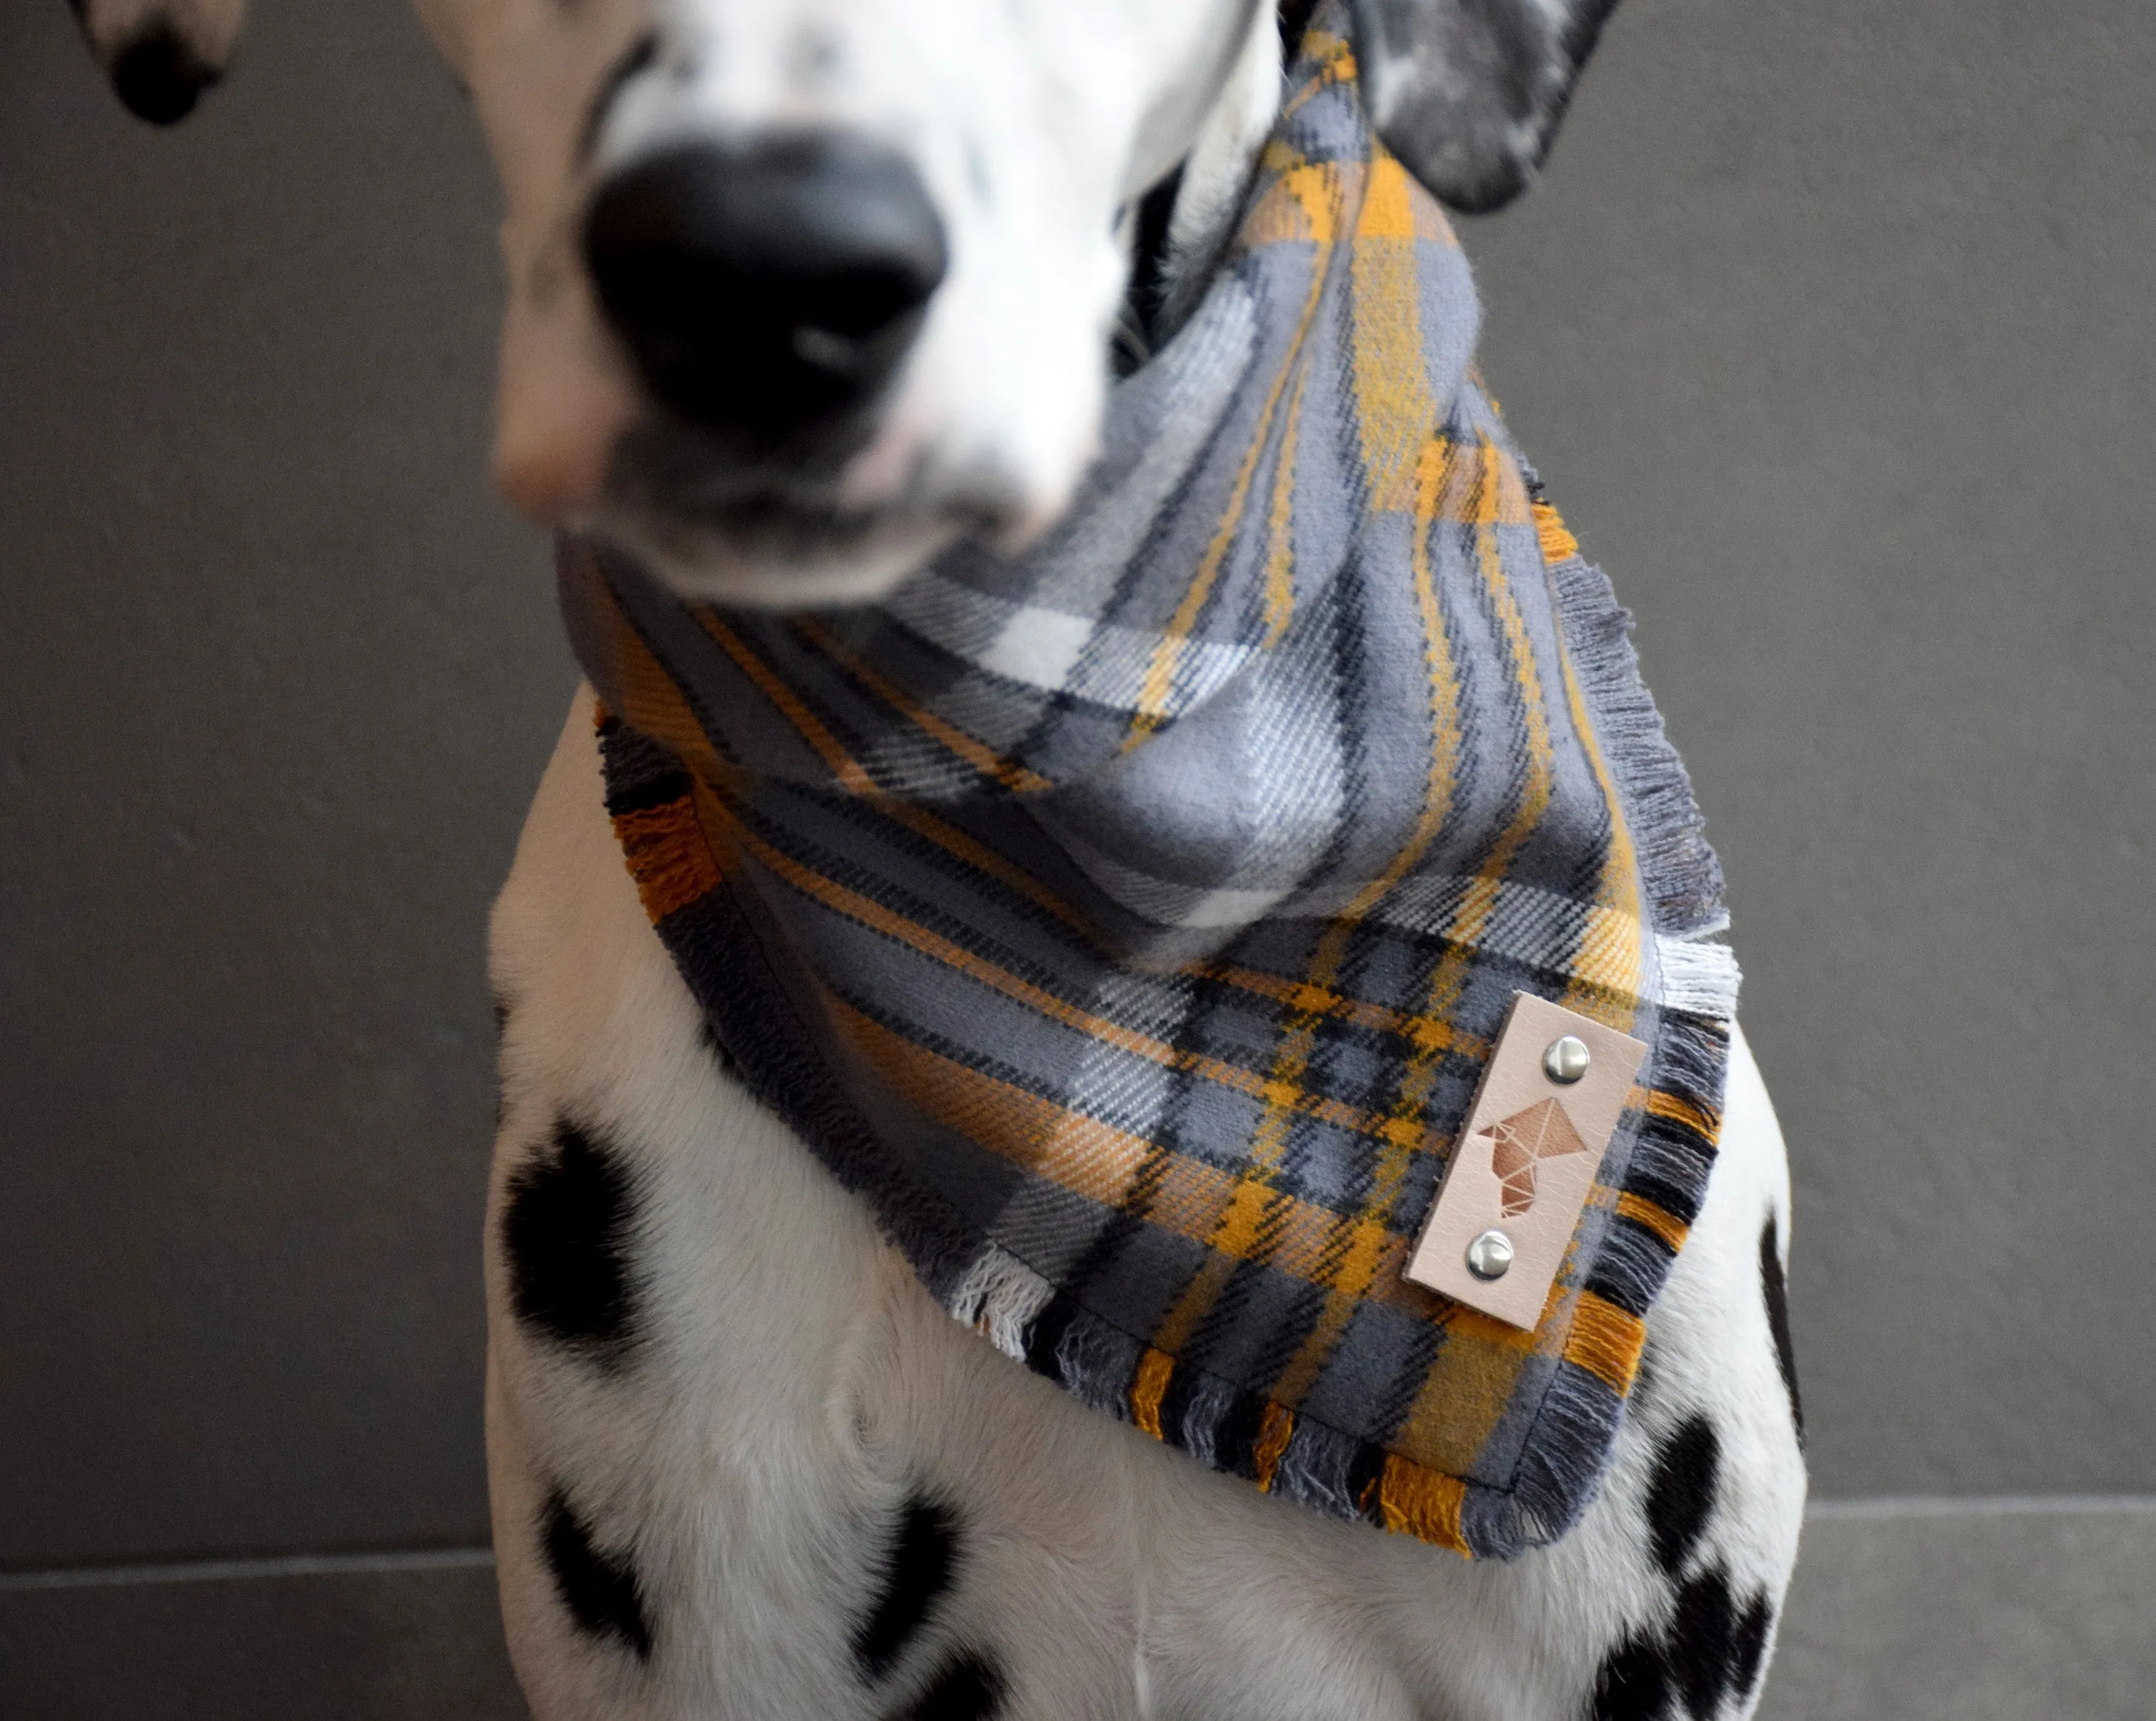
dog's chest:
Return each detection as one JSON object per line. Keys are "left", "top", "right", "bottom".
{"left": 479, "top": 688, "right": 1806, "bottom": 1721}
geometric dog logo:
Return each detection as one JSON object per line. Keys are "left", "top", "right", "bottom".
{"left": 1476, "top": 1097, "right": 1590, "bottom": 1217}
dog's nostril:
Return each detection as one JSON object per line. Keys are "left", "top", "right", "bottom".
{"left": 582, "top": 134, "right": 947, "bottom": 438}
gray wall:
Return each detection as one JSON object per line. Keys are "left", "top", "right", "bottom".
{"left": 1464, "top": 0, "right": 2156, "bottom": 1498}
{"left": 4, "top": 0, "right": 2152, "bottom": 1713}
{"left": 1, "top": 0, "right": 570, "bottom": 1571}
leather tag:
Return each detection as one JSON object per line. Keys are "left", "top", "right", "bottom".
{"left": 1404, "top": 993, "right": 1649, "bottom": 1329}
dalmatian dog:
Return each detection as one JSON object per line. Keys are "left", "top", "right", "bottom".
{"left": 77, "top": 1, "right": 1807, "bottom": 1715}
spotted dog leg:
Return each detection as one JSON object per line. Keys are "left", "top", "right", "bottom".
{"left": 1583, "top": 1033, "right": 1807, "bottom": 1720}
{"left": 484, "top": 689, "right": 1146, "bottom": 1720}
{"left": 502, "top": 1117, "right": 646, "bottom": 1366}
{"left": 854, "top": 1500, "right": 962, "bottom": 1680}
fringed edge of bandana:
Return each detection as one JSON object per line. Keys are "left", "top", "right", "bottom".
{"left": 589, "top": 481, "right": 1735, "bottom": 1562}
{"left": 1528, "top": 485, "right": 1728, "bottom": 943}
{"left": 1493, "top": 486, "right": 1738, "bottom": 1551}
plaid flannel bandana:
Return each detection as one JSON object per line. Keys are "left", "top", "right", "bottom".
{"left": 557, "top": 7, "right": 1737, "bottom": 1560}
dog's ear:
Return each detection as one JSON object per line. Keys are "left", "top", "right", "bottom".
{"left": 1342, "top": 0, "right": 1619, "bottom": 213}
{"left": 70, "top": 0, "right": 247, "bottom": 125}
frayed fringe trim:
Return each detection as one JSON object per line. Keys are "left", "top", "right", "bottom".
{"left": 1004, "top": 1294, "right": 1650, "bottom": 1561}
{"left": 1505, "top": 1362, "right": 1626, "bottom": 1544}
{"left": 1657, "top": 933, "right": 1742, "bottom": 1020}
{"left": 949, "top": 1245, "right": 1057, "bottom": 1362}
{"left": 1269, "top": 1418, "right": 1367, "bottom": 1521}
{"left": 1616, "top": 1007, "right": 1728, "bottom": 1232}
{"left": 1547, "top": 555, "right": 1726, "bottom": 941}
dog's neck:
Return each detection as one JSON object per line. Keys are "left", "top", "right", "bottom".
{"left": 1118, "top": 1, "right": 1286, "bottom": 370}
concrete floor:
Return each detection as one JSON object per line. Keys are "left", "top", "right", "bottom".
{"left": 5, "top": 1500, "right": 2152, "bottom": 1719}
{"left": 1760, "top": 1501, "right": 2156, "bottom": 1721}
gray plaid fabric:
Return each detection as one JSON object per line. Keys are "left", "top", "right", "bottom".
{"left": 559, "top": 6, "right": 1737, "bottom": 1558}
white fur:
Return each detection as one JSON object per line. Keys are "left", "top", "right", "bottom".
{"left": 1155, "top": 11, "right": 1285, "bottom": 338}
{"left": 487, "top": 689, "right": 1805, "bottom": 1720}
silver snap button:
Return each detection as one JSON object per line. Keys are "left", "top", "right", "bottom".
{"left": 1465, "top": 1229, "right": 1514, "bottom": 1281}
{"left": 1542, "top": 1035, "right": 1591, "bottom": 1084}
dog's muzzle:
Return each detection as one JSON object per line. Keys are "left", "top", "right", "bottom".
{"left": 583, "top": 132, "right": 948, "bottom": 449}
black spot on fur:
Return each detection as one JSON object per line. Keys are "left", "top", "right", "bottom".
{"left": 1730, "top": 1590, "right": 1775, "bottom": 1704}
{"left": 854, "top": 1498, "right": 962, "bottom": 1679}
{"left": 503, "top": 1117, "right": 642, "bottom": 1360}
{"left": 1666, "top": 1567, "right": 1740, "bottom": 1717}
{"left": 890, "top": 1652, "right": 1003, "bottom": 1721}
{"left": 1760, "top": 1214, "right": 1804, "bottom": 1443}
{"left": 1589, "top": 1630, "right": 1670, "bottom": 1721}
{"left": 110, "top": 23, "right": 220, "bottom": 126}
{"left": 1645, "top": 1415, "right": 1720, "bottom": 1577}
{"left": 1591, "top": 1568, "right": 1778, "bottom": 1717}
{"left": 541, "top": 1488, "right": 652, "bottom": 1658}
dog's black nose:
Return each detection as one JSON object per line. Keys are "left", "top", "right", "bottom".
{"left": 583, "top": 134, "right": 947, "bottom": 439}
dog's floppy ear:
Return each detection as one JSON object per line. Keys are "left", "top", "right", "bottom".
{"left": 69, "top": 0, "right": 247, "bottom": 125}
{"left": 1342, "top": 0, "right": 1619, "bottom": 213}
